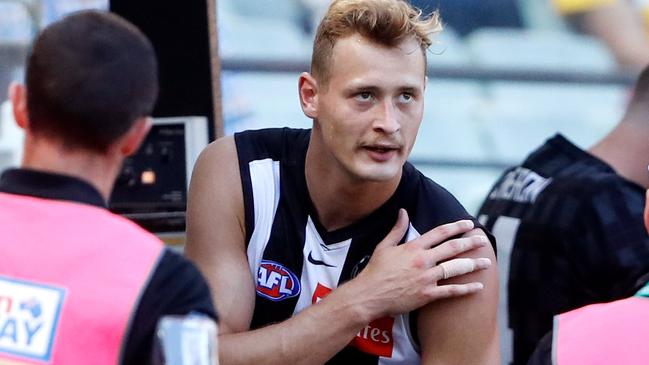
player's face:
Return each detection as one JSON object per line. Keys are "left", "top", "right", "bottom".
{"left": 313, "top": 34, "right": 426, "bottom": 182}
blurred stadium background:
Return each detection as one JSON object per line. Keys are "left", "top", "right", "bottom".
{"left": 0, "top": 0, "right": 636, "bottom": 214}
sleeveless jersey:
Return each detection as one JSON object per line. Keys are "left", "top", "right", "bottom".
{"left": 235, "top": 128, "right": 491, "bottom": 364}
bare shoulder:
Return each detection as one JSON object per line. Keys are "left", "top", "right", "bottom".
{"left": 187, "top": 136, "right": 243, "bottom": 236}
{"left": 193, "top": 135, "right": 239, "bottom": 178}
{"left": 186, "top": 135, "right": 244, "bottom": 250}
{"left": 185, "top": 136, "right": 254, "bottom": 333}
{"left": 418, "top": 228, "right": 500, "bottom": 365}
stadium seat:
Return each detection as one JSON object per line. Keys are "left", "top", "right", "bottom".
{"left": 480, "top": 82, "right": 627, "bottom": 161}
{"left": 219, "top": 12, "right": 312, "bottom": 61}
{"left": 0, "top": 2, "right": 32, "bottom": 102}
{"left": 410, "top": 80, "right": 494, "bottom": 162}
{"left": 517, "top": 0, "right": 569, "bottom": 31}
{"left": 218, "top": 0, "right": 311, "bottom": 61}
{"left": 222, "top": 72, "right": 312, "bottom": 135}
{"left": 218, "top": 0, "right": 306, "bottom": 29}
{"left": 415, "top": 165, "right": 503, "bottom": 214}
{"left": 427, "top": 26, "right": 474, "bottom": 67}
{"left": 0, "top": 100, "right": 24, "bottom": 170}
{"left": 0, "top": 2, "right": 32, "bottom": 43}
{"left": 466, "top": 28, "right": 616, "bottom": 72}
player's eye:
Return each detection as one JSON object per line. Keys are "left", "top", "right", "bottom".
{"left": 354, "top": 92, "right": 373, "bottom": 102}
{"left": 399, "top": 93, "right": 414, "bottom": 103}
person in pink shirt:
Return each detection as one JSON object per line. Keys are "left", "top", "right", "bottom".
{"left": 0, "top": 10, "right": 217, "bottom": 365}
{"left": 528, "top": 187, "right": 649, "bottom": 364}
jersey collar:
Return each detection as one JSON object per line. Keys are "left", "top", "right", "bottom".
{"left": 0, "top": 168, "right": 106, "bottom": 208}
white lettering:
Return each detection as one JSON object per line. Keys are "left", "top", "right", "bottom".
{"left": 357, "top": 325, "right": 370, "bottom": 339}
{"left": 257, "top": 267, "right": 268, "bottom": 287}
{"left": 356, "top": 325, "right": 391, "bottom": 344}
{"left": 381, "top": 331, "right": 391, "bottom": 344}
{"left": 279, "top": 276, "right": 293, "bottom": 295}
{"left": 370, "top": 328, "right": 381, "bottom": 342}
{"left": 266, "top": 272, "right": 282, "bottom": 289}
{"left": 258, "top": 268, "right": 284, "bottom": 289}
{"left": 489, "top": 167, "right": 551, "bottom": 204}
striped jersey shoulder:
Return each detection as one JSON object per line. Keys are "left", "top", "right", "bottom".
{"left": 401, "top": 163, "right": 478, "bottom": 234}
{"left": 234, "top": 127, "right": 310, "bottom": 165}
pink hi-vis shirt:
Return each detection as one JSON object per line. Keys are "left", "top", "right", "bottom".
{"left": 0, "top": 192, "right": 163, "bottom": 364}
{"left": 553, "top": 282, "right": 649, "bottom": 365}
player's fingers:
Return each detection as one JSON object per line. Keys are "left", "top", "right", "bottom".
{"left": 428, "top": 235, "right": 488, "bottom": 263}
{"left": 414, "top": 219, "right": 474, "bottom": 249}
{"left": 376, "top": 209, "right": 409, "bottom": 249}
{"left": 432, "top": 257, "right": 492, "bottom": 281}
{"left": 425, "top": 282, "right": 485, "bottom": 301}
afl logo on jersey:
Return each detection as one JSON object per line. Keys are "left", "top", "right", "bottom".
{"left": 256, "top": 260, "right": 301, "bottom": 301}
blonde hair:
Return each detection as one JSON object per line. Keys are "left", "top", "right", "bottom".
{"left": 311, "top": 0, "right": 442, "bottom": 84}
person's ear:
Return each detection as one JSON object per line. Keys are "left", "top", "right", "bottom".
{"left": 119, "top": 117, "right": 152, "bottom": 156}
{"left": 9, "top": 82, "right": 29, "bottom": 130}
{"left": 299, "top": 72, "right": 319, "bottom": 119}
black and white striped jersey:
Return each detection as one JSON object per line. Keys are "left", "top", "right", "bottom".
{"left": 235, "top": 128, "right": 491, "bottom": 364}
{"left": 477, "top": 134, "right": 649, "bottom": 365}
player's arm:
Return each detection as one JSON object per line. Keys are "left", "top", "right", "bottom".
{"left": 186, "top": 137, "right": 493, "bottom": 365}
{"left": 185, "top": 136, "right": 253, "bottom": 335}
{"left": 418, "top": 228, "right": 500, "bottom": 365}
{"left": 186, "top": 136, "right": 381, "bottom": 364}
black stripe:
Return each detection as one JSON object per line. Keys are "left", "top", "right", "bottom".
{"left": 235, "top": 128, "right": 311, "bottom": 246}
{"left": 234, "top": 133, "right": 257, "bottom": 246}
{"left": 327, "top": 346, "right": 380, "bottom": 365}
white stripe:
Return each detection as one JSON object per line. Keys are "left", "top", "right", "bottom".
{"left": 246, "top": 159, "right": 281, "bottom": 282}
{"left": 490, "top": 216, "right": 521, "bottom": 365}
{"left": 551, "top": 315, "right": 560, "bottom": 365}
{"left": 293, "top": 216, "right": 351, "bottom": 314}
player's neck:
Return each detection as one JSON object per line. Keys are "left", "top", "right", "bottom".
{"left": 305, "top": 144, "right": 401, "bottom": 232}
{"left": 588, "top": 121, "right": 649, "bottom": 188}
{"left": 21, "top": 136, "right": 122, "bottom": 202}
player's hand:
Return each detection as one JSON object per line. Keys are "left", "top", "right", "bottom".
{"left": 353, "top": 209, "right": 491, "bottom": 319}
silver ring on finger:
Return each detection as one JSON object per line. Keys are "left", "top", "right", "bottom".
{"left": 440, "top": 263, "right": 449, "bottom": 280}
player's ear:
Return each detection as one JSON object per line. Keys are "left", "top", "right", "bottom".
{"left": 299, "top": 72, "right": 319, "bottom": 119}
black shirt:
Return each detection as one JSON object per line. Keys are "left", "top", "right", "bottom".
{"left": 526, "top": 331, "right": 552, "bottom": 365}
{"left": 477, "top": 134, "right": 649, "bottom": 365}
{"left": 0, "top": 168, "right": 217, "bottom": 365}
